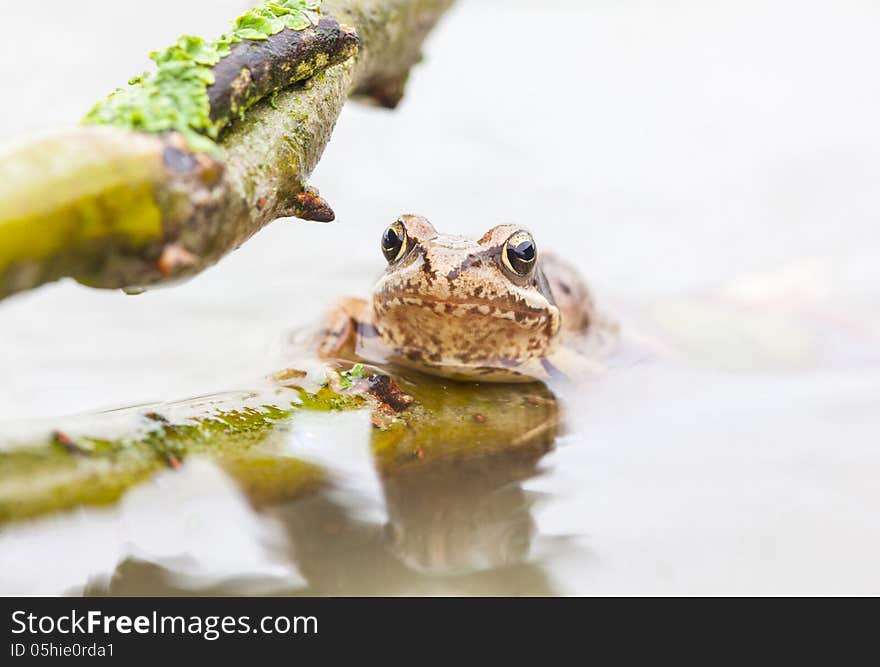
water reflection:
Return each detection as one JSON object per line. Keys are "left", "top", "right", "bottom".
{"left": 86, "top": 372, "right": 562, "bottom": 596}
{"left": 383, "top": 448, "right": 545, "bottom": 575}
{"left": 280, "top": 436, "right": 557, "bottom": 595}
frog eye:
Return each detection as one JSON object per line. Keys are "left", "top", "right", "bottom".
{"left": 381, "top": 220, "right": 409, "bottom": 264}
{"left": 501, "top": 231, "right": 537, "bottom": 278}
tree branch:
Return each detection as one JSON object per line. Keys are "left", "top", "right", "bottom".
{"left": 0, "top": 0, "right": 454, "bottom": 300}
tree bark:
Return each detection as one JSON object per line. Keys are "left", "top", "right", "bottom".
{"left": 0, "top": 0, "right": 454, "bottom": 300}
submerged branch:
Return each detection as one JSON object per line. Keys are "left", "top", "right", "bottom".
{"left": 0, "top": 0, "right": 454, "bottom": 300}
{"left": 0, "top": 367, "right": 558, "bottom": 524}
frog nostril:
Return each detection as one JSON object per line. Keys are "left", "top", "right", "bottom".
{"left": 446, "top": 253, "right": 481, "bottom": 282}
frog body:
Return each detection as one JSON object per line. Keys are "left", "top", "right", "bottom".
{"left": 319, "top": 215, "right": 597, "bottom": 382}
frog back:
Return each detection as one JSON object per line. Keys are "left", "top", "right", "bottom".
{"left": 540, "top": 251, "right": 594, "bottom": 334}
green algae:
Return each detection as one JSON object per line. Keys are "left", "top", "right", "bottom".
{"left": 83, "top": 0, "right": 324, "bottom": 153}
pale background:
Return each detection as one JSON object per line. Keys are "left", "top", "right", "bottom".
{"left": 0, "top": 0, "right": 878, "bottom": 594}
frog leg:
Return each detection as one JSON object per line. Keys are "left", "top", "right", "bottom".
{"left": 317, "top": 297, "right": 372, "bottom": 359}
{"left": 540, "top": 346, "right": 606, "bottom": 382}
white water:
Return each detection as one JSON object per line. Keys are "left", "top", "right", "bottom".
{"left": 1, "top": 0, "right": 878, "bottom": 594}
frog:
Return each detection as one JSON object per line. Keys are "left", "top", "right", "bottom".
{"left": 318, "top": 214, "right": 598, "bottom": 383}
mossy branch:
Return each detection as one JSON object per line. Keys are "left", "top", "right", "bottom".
{"left": 0, "top": 0, "right": 454, "bottom": 300}
{"left": 208, "top": 16, "right": 358, "bottom": 133}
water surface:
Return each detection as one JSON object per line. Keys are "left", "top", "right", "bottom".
{"left": 1, "top": 0, "right": 878, "bottom": 594}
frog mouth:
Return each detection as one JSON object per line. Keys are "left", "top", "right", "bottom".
{"left": 374, "top": 292, "right": 553, "bottom": 323}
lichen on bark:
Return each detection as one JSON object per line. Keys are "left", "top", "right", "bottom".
{"left": 82, "top": 0, "right": 351, "bottom": 153}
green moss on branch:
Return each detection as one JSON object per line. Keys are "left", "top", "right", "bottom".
{"left": 83, "top": 1, "right": 357, "bottom": 153}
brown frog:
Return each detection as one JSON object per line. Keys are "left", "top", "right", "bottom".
{"left": 318, "top": 215, "right": 597, "bottom": 382}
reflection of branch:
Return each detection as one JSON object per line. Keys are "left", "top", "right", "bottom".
{"left": 0, "top": 0, "right": 454, "bottom": 300}
{"left": 0, "top": 369, "right": 558, "bottom": 525}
